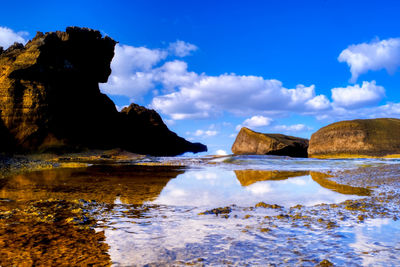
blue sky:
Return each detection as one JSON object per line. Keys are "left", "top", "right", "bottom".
{"left": 1, "top": 0, "right": 400, "bottom": 155}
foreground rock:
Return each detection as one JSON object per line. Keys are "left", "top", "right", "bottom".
{"left": 0, "top": 27, "right": 206, "bottom": 155}
{"left": 308, "top": 118, "right": 400, "bottom": 158}
{"left": 231, "top": 127, "right": 309, "bottom": 157}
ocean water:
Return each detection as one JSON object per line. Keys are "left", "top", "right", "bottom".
{"left": 1, "top": 155, "right": 399, "bottom": 266}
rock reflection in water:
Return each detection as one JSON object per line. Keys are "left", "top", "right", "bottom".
{"left": 0, "top": 165, "right": 184, "bottom": 266}
{"left": 154, "top": 168, "right": 362, "bottom": 207}
{"left": 310, "top": 171, "right": 371, "bottom": 196}
{"left": 0, "top": 165, "right": 184, "bottom": 204}
{"left": 234, "top": 169, "right": 309, "bottom": 186}
{"left": 0, "top": 163, "right": 382, "bottom": 266}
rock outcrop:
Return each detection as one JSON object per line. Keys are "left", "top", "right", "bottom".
{"left": 119, "top": 104, "right": 206, "bottom": 155}
{"left": 231, "top": 127, "right": 309, "bottom": 157}
{"left": 0, "top": 27, "right": 206, "bottom": 155}
{"left": 308, "top": 118, "right": 400, "bottom": 158}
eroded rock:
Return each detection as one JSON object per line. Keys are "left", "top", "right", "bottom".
{"left": 308, "top": 118, "right": 400, "bottom": 158}
{"left": 0, "top": 27, "right": 206, "bottom": 155}
{"left": 231, "top": 127, "right": 308, "bottom": 157}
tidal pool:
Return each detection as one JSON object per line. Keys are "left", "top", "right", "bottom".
{"left": 0, "top": 155, "right": 399, "bottom": 266}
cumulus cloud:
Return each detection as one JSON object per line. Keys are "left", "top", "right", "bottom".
{"left": 101, "top": 40, "right": 396, "bottom": 124}
{"left": 154, "top": 60, "right": 201, "bottom": 91}
{"left": 168, "top": 40, "right": 198, "bottom": 57}
{"left": 193, "top": 129, "right": 218, "bottom": 137}
{"left": 0, "top": 26, "right": 28, "bottom": 49}
{"left": 242, "top": 115, "right": 272, "bottom": 128}
{"left": 331, "top": 81, "right": 385, "bottom": 109}
{"left": 101, "top": 42, "right": 330, "bottom": 118}
{"left": 339, "top": 38, "right": 400, "bottom": 82}
{"left": 305, "top": 95, "right": 331, "bottom": 110}
{"left": 274, "top": 124, "right": 311, "bottom": 132}
{"left": 100, "top": 42, "right": 202, "bottom": 101}
{"left": 151, "top": 74, "right": 326, "bottom": 120}
{"left": 236, "top": 115, "right": 272, "bottom": 131}
{"left": 100, "top": 44, "right": 167, "bottom": 99}
{"left": 215, "top": 149, "right": 228, "bottom": 156}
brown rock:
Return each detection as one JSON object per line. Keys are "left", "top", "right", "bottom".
{"left": 0, "top": 27, "right": 206, "bottom": 155}
{"left": 231, "top": 127, "right": 309, "bottom": 157}
{"left": 234, "top": 170, "right": 309, "bottom": 186}
{"left": 308, "top": 118, "right": 400, "bottom": 158}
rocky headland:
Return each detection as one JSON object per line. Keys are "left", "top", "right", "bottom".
{"left": 308, "top": 118, "right": 400, "bottom": 158}
{"left": 231, "top": 127, "right": 309, "bottom": 157}
{"left": 0, "top": 27, "right": 206, "bottom": 156}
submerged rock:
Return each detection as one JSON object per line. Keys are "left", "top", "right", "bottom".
{"left": 0, "top": 27, "right": 206, "bottom": 155}
{"left": 231, "top": 127, "right": 309, "bottom": 157}
{"left": 308, "top": 118, "right": 400, "bottom": 158}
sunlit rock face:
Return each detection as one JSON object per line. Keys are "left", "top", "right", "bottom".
{"left": 232, "top": 127, "right": 309, "bottom": 157}
{"left": 0, "top": 27, "right": 206, "bottom": 155}
{"left": 308, "top": 118, "right": 400, "bottom": 158}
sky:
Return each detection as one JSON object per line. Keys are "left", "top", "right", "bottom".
{"left": 1, "top": 0, "right": 400, "bottom": 155}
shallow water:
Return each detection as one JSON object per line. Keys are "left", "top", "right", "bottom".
{"left": 1, "top": 155, "right": 399, "bottom": 266}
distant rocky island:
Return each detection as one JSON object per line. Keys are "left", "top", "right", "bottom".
{"left": 233, "top": 118, "right": 400, "bottom": 158}
{"left": 0, "top": 27, "right": 206, "bottom": 156}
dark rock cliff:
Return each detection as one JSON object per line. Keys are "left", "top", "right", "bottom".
{"left": 0, "top": 27, "right": 206, "bottom": 155}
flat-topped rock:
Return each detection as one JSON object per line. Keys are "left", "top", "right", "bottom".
{"left": 308, "top": 118, "right": 400, "bottom": 158}
{"left": 231, "top": 127, "right": 309, "bottom": 157}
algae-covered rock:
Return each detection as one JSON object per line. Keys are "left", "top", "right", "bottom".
{"left": 308, "top": 118, "right": 400, "bottom": 158}
{"left": 231, "top": 127, "right": 309, "bottom": 157}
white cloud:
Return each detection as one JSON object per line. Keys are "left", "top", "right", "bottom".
{"left": 0, "top": 26, "right": 28, "bottom": 49}
{"left": 100, "top": 44, "right": 167, "bottom": 99}
{"left": 331, "top": 80, "right": 385, "bottom": 109}
{"left": 151, "top": 74, "right": 325, "bottom": 120}
{"left": 168, "top": 40, "right": 198, "bottom": 57}
{"left": 154, "top": 60, "right": 200, "bottom": 91}
{"left": 242, "top": 115, "right": 273, "bottom": 128}
{"left": 235, "top": 115, "right": 272, "bottom": 131}
{"left": 305, "top": 94, "right": 331, "bottom": 110}
{"left": 338, "top": 38, "right": 400, "bottom": 82}
{"left": 193, "top": 129, "right": 218, "bottom": 137}
{"left": 215, "top": 149, "right": 228, "bottom": 156}
{"left": 100, "top": 40, "right": 398, "bottom": 125}
{"left": 274, "top": 124, "right": 311, "bottom": 132}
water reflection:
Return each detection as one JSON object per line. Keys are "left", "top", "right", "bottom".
{"left": 153, "top": 168, "right": 363, "bottom": 207}
{"left": 0, "top": 165, "right": 184, "bottom": 204}
{"left": 348, "top": 218, "right": 400, "bottom": 266}
{"left": 0, "top": 160, "right": 393, "bottom": 266}
{"left": 234, "top": 170, "right": 309, "bottom": 186}
{"left": 310, "top": 171, "right": 371, "bottom": 196}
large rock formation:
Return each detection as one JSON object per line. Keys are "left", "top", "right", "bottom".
{"left": 231, "top": 127, "right": 309, "bottom": 157}
{"left": 308, "top": 118, "right": 400, "bottom": 158}
{"left": 0, "top": 27, "right": 206, "bottom": 155}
